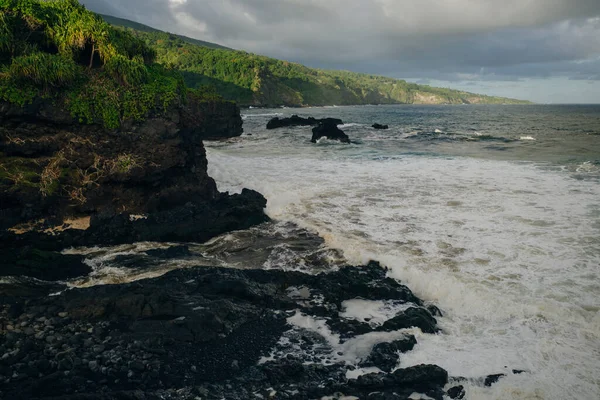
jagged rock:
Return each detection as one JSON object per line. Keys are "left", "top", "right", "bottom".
{"left": 349, "top": 364, "right": 448, "bottom": 399}
{"left": 380, "top": 307, "right": 439, "bottom": 334}
{"left": 361, "top": 336, "right": 417, "bottom": 372}
{"left": 311, "top": 120, "right": 351, "bottom": 143}
{"left": 391, "top": 364, "right": 448, "bottom": 395}
{"left": 484, "top": 369, "right": 525, "bottom": 387}
{"left": 447, "top": 385, "right": 466, "bottom": 399}
{"left": 266, "top": 115, "right": 343, "bottom": 130}
{"left": 0, "top": 248, "right": 91, "bottom": 281}
{"left": 327, "top": 306, "right": 437, "bottom": 338}
{"left": 0, "top": 96, "right": 246, "bottom": 231}
{"left": 0, "top": 262, "right": 445, "bottom": 400}
{"left": 1, "top": 189, "right": 269, "bottom": 254}
{"left": 372, "top": 123, "right": 389, "bottom": 130}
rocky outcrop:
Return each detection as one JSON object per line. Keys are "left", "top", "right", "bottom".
{"left": 0, "top": 95, "right": 265, "bottom": 277}
{"left": 311, "top": 120, "right": 351, "bottom": 143}
{"left": 0, "top": 249, "right": 91, "bottom": 281}
{"left": 361, "top": 336, "right": 418, "bottom": 372}
{"left": 180, "top": 97, "right": 243, "bottom": 140}
{"left": 0, "top": 261, "right": 452, "bottom": 400}
{"left": 372, "top": 123, "right": 389, "bottom": 130}
{"left": 266, "top": 115, "right": 343, "bottom": 130}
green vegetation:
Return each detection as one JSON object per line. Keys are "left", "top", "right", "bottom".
{"left": 0, "top": 0, "right": 190, "bottom": 128}
{"left": 106, "top": 16, "right": 531, "bottom": 106}
{"left": 0, "top": 0, "right": 530, "bottom": 120}
{"left": 99, "top": 14, "right": 230, "bottom": 51}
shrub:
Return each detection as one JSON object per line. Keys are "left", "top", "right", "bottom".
{"left": 9, "top": 52, "right": 78, "bottom": 86}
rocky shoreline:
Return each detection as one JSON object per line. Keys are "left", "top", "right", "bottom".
{"left": 1, "top": 94, "right": 517, "bottom": 400}
{"left": 1, "top": 260, "right": 461, "bottom": 400}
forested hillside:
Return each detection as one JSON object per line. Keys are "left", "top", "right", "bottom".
{"left": 105, "top": 18, "right": 531, "bottom": 107}
{"left": 0, "top": 0, "right": 204, "bottom": 129}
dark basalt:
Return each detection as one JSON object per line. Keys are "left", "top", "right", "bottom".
{"left": 484, "top": 369, "right": 526, "bottom": 387}
{"left": 327, "top": 306, "right": 439, "bottom": 339}
{"left": 361, "top": 335, "right": 418, "bottom": 372}
{"left": 0, "top": 261, "right": 449, "bottom": 399}
{"left": 0, "top": 189, "right": 269, "bottom": 256}
{"left": 311, "top": 120, "right": 351, "bottom": 143}
{"left": 0, "top": 96, "right": 247, "bottom": 230}
{"left": 372, "top": 123, "right": 389, "bottom": 130}
{"left": 0, "top": 248, "right": 91, "bottom": 281}
{"left": 266, "top": 115, "right": 343, "bottom": 130}
{"left": 447, "top": 385, "right": 466, "bottom": 399}
{"left": 1, "top": 96, "right": 268, "bottom": 278}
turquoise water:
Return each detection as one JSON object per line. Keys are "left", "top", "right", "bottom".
{"left": 204, "top": 104, "right": 600, "bottom": 400}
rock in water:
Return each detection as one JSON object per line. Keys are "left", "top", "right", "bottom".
{"left": 447, "top": 385, "right": 466, "bottom": 399}
{"left": 372, "top": 123, "right": 389, "bottom": 130}
{"left": 311, "top": 121, "right": 351, "bottom": 143}
{"left": 266, "top": 115, "right": 343, "bottom": 129}
{"left": 361, "top": 336, "right": 418, "bottom": 372}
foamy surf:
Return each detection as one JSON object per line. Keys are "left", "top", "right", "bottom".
{"left": 206, "top": 123, "right": 600, "bottom": 400}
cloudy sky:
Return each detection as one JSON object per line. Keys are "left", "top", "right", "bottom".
{"left": 81, "top": 0, "right": 600, "bottom": 103}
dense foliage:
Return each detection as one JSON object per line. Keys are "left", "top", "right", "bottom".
{"left": 113, "top": 23, "right": 530, "bottom": 107}
{"left": 0, "top": 0, "right": 188, "bottom": 128}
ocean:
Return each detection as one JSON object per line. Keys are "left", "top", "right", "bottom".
{"left": 73, "top": 104, "right": 600, "bottom": 399}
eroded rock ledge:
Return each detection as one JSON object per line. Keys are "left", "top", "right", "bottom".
{"left": 0, "top": 97, "right": 266, "bottom": 277}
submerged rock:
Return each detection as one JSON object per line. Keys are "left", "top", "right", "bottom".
{"left": 311, "top": 120, "right": 351, "bottom": 143}
{"left": 372, "top": 123, "right": 389, "bottom": 130}
{"left": 266, "top": 115, "right": 343, "bottom": 129}
{"left": 361, "top": 335, "right": 417, "bottom": 372}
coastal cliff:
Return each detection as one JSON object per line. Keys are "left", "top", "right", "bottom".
{"left": 0, "top": 0, "right": 260, "bottom": 275}
{"left": 0, "top": 97, "right": 243, "bottom": 229}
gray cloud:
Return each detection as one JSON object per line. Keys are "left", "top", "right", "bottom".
{"left": 80, "top": 0, "right": 600, "bottom": 97}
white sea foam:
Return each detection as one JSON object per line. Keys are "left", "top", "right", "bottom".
{"left": 241, "top": 113, "right": 284, "bottom": 118}
{"left": 340, "top": 299, "right": 415, "bottom": 326}
{"left": 338, "top": 123, "right": 363, "bottom": 128}
{"left": 206, "top": 142, "right": 600, "bottom": 399}
{"left": 285, "top": 310, "right": 420, "bottom": 367}
{"left": 520, "top": 136, "right": 536, "bottom": 141}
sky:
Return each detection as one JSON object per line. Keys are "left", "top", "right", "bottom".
{"left": 81, "top": 0, "right": 600, "bottom": 103}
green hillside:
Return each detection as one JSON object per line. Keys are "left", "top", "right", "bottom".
{"left": 102, "top": 16, "right": 531, "bottom": 106}
{"left": 0, "top": 0, "right": 225, "bottom": 129}
{"left": 98, "top": 14, "right": 230, "bottom": 50}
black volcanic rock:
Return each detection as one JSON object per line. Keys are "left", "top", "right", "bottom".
{"left": 447, "top": 385, "right": 466, "bottom": 399}
{"left": 372, "top": 123, "right": 389, "bottom": 130}
{"left": 311, "top": 120, "right": 350, "bottom": 143}
{"left": 0, "top": 248, "right": 91, "bottom": 281}
{"left": 0, "top": 262, "right": 447, "bottom": 400}
{"left": 266, "top": 115, "right": 343, "bottom": 129}
{"left": 1, "top": 94, "right": 268, "bottom": 277}
{"left": 361, "top": 336, "right": 417, "bottom": 372}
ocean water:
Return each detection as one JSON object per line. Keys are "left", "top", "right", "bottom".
{"left": 202, "top": 105, "right": 600, "bottom": 400}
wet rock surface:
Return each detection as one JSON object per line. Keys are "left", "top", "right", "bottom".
{"left": 360, "top": 336, "right": 418, "bottom": 372}
{"left": 0, "top": 248, "right": 91, "bottom": 281}
{"left": 372, "top": 123, "right": 389, "bottom": 130}
{"left": 266, "top": 115, "right": 343, "bottom": 130}
{"left": 0, "top": 261, "right": 451, "bottom": 399}
{"left": 311, "top": 120, "right": 351, "bottom": 143}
